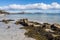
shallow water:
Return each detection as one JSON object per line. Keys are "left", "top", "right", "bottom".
{"left": 1, "top": 13, "right": 60, "bottom": 24}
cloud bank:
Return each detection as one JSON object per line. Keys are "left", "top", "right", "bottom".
{"left": 0, "top": 2, "right": 60, "bottom": 10}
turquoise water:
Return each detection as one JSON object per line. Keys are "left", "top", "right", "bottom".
{"left": 0, "top": 13, "right": 60, "bottom": 24}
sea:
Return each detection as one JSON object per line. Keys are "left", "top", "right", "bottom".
{"left": 1, "top": 13, "right": 59, "bottom": 24}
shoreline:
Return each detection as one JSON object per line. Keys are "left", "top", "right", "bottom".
{"left": 15, "top": 19, "right": 60, "bottom": 40}
{"left": 0, "top": 18, "right": 60, "bottom": 40}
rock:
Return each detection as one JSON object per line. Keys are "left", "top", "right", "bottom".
{"left": 33, "top": 24, "right": 41, "bottom": 27}
{"left": 52, "top": 34, "right": 60, "bottom": 37}
{"left": 19, "top": 19, "right": 28, "bottom": 26}
{"left": 15, "top": 19, "right": 28, "bottom": 25}
{"left": 42, "top": 23, "right": 51, "bottom": 29}
{"left": 27, "top": 22, "right": 34, "bottom": 26}
{"left": 15, "top": 21, "right": 20, "bottom": 25}
{"left": 1, "top": 19, "right": 14, "bottom": 24}
{"left": 7, "top": 26, "right": 10, "bottom": 29}
{"left": 53, "top": 36, "right": 60, "bottom": 40}
{"left": 2, "top": 19, "right": 9, "bottom": 24}
{"left": 51, "top": 23, "right": 60, "bottom": 31}
{"left": 45, "top": 29, "right": 55, "bottom": 32}
{"left": 19, "top": 19, "right": 60, "bottom": 40}
{"left": 23, "top": 19, "right": 28, "bottom": 23}
{"left": 53, "top": 23, "right": 60, "bottom": 28}
{"left": 20, "top": 19, "right": 28, "bottom": 23}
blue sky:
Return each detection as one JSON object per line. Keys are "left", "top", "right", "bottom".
{"left": 0, "top": 0, "right": 60, "bottom": 13}
{"left": 0, "top": 0, "right": 60, "bottom": 5}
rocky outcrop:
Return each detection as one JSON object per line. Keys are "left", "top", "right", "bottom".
{"left": 15, "top": 19, "right": 60, "bottom": 40}
{"left": 15, "top": 19, "right": 60, "bottom": 29}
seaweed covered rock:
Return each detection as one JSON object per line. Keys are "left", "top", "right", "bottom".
{"left": 53, "top": 36, "right": 60, "bottom": 40}
{"left": 51, "top": 23, "right": 60, "bottom": 31}
{"left": 19, "top": 19, "right": 60, "bottom": 40}
{"left": 25, "top": 30, "right": 48, "bottom": 40}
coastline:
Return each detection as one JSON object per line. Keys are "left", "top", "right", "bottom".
{"left": 0, "top": 18, "right": 60, "bottom": 40}
{"left": 0, "top": 12, "right": 60, "bottom": 40}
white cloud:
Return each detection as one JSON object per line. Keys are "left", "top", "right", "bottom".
{"left": 0, "top": 2, "right": 60, "bottom": 10}
{"left": 51, "top": 2, "right": 60, "bottom": 9}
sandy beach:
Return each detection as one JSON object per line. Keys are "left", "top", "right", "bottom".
{"left": 0, "top": 21, "right": 35, "bottom": 40}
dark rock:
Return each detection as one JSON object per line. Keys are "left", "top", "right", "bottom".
{"left": 51, "top": 24, "right": 60, "bottom": 31}
{"left": 1, "top": 19, "right": 14, "bottom": 24}
{"left": 42, "top": 23, "right": 51, "bottom": 29}
{"left": 7, "top": 26, "right": 10, "bottom": 29}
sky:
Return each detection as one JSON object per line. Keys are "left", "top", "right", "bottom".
{"left": 0, "top": 0, "right": 60, "bottom": 13}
